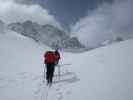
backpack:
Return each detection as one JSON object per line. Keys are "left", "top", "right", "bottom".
{"left": 55, "top": 50, "right": 60, "bottom": 60}
{"left": 44, "top": 51, "right": 56, "bottom": 64}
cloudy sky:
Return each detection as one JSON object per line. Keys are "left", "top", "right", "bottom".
{"left": 71, "top": 0, "right": 133, "bottom": 47}
{"left": 38, "top": 0, "right": 112, "bottom": 30}
{"left": 0, "top": 0, "right": 133, "bottom": 47}
{"left": 0, "top": 0, "right": 62, "bottom": 29}
{"left": 0, "top": 0, "right": 112, "bottom": 30}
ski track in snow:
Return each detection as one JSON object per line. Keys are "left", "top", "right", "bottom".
{"left": 0, "top": 64, "right": 79, "bottom": 100}
{"left": 26, "top": 61, "right": 77, "bottom": 100}
{"left": 0, "top": 72, "right": 38, "bottom": 89}
{"left": 0, "top": 64, "right": 78, "bottom": 100}
{"left": 34, "top": 63, "right": 80, "bottom": 100}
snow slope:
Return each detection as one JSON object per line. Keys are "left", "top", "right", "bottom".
{"left": 61, "top": 39, "right": 133, "bottom": 100}
{"left": 0, "top": 31, "right": 51, "bottom": 100}
{"left": 0, "top": 30, "right": 133, "bottom": 100}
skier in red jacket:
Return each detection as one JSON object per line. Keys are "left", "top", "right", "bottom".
{"left": 44, "top": 50, "right": 60, "bottom": 85}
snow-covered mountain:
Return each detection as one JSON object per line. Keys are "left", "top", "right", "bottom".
{"left": 8, "top": 21, "right": 85, "bottom": 51}
{"left": 0, "top": 28, "right": 133, "bottom": 100}
{"left": 99, "top": 37, "right": 123, "bottom": 47}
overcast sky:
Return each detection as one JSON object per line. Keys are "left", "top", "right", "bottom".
{"left": 0, "top": 0, "right": 133, "bottom": 47}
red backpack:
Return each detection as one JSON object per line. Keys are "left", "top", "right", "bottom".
{"left": 44, "top": 51, "right": 56, "bottom": 64}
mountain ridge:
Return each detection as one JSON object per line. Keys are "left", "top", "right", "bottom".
{"left": 8, "top": 20, "right": 86, "bottom": 52}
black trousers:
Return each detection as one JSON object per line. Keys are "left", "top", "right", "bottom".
{"left": 45, "top": 63, "right": 55, "bottom": 84}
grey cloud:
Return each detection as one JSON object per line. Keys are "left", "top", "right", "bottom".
{"left": 71, "top": 0, "right": 133, "bottom": 47}
{"left": 14, "top": 0, "right": 35, "bottom": 5}
{"left": 0, "top": 0, "right": 62, "bottom": 29}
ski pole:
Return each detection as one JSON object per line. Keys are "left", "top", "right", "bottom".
{"left": 58, "top": 61, "right": 61, "bottom": 81}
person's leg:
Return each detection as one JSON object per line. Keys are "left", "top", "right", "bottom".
{"left": 49, "top": 63, "right": 55, "bottom": 84}
{"left": 49, "top": 64, "right": 52, "bottom": 84}
{"left": 46, "top": 64, "right": 51, "bottom": 84}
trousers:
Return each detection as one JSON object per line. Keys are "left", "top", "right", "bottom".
{"left": 45, "top": 63, "right": 55, "bottom": 84}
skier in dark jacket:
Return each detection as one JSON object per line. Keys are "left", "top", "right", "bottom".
{"left": 44, "top": 50, "right": 60, "bottom": 85}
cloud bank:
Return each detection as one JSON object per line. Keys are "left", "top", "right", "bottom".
{"left": 0, "top": 0, "right": 62, "bottom": 29}
{"left": 71, "top": 0, "right": 133, "bottom": 47}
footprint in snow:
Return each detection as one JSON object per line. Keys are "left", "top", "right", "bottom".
{"left": 17, "top": 72, "right": 27, "bottom": 76}
{"left": 57, "top": 94, "right": 63, "bottom": 100}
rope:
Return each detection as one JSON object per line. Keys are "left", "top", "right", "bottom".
{"left": 46, "top": 86, "right": 50, "bottom": 100}
{"left": 40, "top": 86, "right": 51, "bottom": 100}
{"left": 43, "top": 64, "right": 46, "bottom": 83}
{"left": 40, "top": 64, "right": 51, "bottom": 100}
{"left": 58, "top": 64, "right": 61, "bottom": 81}
{"left": 41, "top": 61, "right": 61, "bottom": 100}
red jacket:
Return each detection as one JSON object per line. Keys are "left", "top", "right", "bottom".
{"left": 44, "top": 51, "right": 57, "bottom": 64}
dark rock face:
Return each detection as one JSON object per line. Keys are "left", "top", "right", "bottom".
{"left": 0, "top": 20, "right": 5, "bottom": 33}
{"left": 8, "top": 21, "right": 85, "bottom": 51}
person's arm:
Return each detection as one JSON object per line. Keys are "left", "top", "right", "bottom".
{"left": 58, "top": 52, "right": 61, "bottom": 59}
